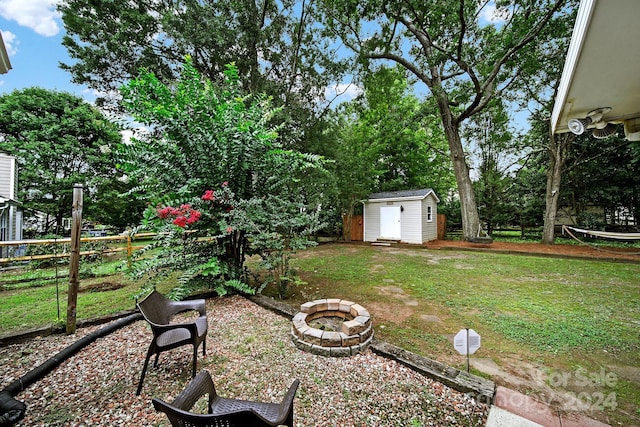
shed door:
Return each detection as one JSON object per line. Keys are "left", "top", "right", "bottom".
{"left": 380, "top": 206, "right": 401, "bottom": 239}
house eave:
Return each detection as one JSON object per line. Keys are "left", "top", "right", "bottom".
{"left": 0, "top": 32, "right": 12, "bottom": 74}
{"left": 551, "top": 0, "right": 640, "bottom": 139}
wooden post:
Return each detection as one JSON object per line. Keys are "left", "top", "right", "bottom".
{"left": 437, "top": 214, "right": 447, "bottom": 240}
{"left": 127, "top": 233, "right": 132, "bottom": 268}
{"left": 66, "top": 184, "right": 83, "bottom": 334}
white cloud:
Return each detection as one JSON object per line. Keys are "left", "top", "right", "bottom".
{"left": 0, "top": 0, "right": 61, "bottom": 37}
{"left": 478, "top": 2, "right": 511, "bottom": 24}
{"left": 1, "top": 30, "right": 18, "bottom": 56}
{"left": 325, "top": 83, "right": 363, "bottom": 103}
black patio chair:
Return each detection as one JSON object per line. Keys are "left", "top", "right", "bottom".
{"left": 152, "top": 370, "right": 300, "bottom": 427}
{"left": 136, "top": 290, "right": 208, "bottom": 395}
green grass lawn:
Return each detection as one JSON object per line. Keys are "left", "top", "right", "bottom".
{"left": 279, "top": 244, "right": 640, "bottom": 426}
{"left": 0, "top": 255, "right": 173, "bottom": 332}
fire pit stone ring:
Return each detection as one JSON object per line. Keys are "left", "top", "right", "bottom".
{"left": 291, "top": 298, "right": 373, "bottom": 357}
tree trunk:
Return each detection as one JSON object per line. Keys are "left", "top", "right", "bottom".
{"left": 542, "top": 131, "right": 573, "bottom": 244}
{"left": 437, "top": 98, "right": 481, "bottom": 241}
{"left": 343, "top": 204, "right": 354, "bottom": 242}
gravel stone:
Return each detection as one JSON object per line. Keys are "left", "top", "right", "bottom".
{"left": 0, "top": 295, "right": 488, "bottom": 426}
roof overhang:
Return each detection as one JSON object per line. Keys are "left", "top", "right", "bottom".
{"left": 0, "top": 196, "right": 20, "bottom": 207}
{"left": 0, "top": 32, "right": 11, "bottom": 74}
{"left": 551, "top": 0, "right": 640, "bottom": 140}
{"left": 364, "top": 189, "right": 440, "bottom": 204}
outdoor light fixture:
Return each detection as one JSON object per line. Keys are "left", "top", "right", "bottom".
{"left": 592, "top": 122, "right": 618, "bottom": 139}
{"left": 568, "top": 117, "right": 592, "bottom": 135}
{"left": 567, "top": 107, "right": 616, "bottom": 138}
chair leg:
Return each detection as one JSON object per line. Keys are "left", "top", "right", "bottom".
{"left": 202, "top": 337, "right": 206, "bottom": 356}
{"left": 136, "top": 345, "right": 155, "bottom": 396}
{"left": 153, "top": 351, "right": 160, "bottom": 368}
{"left": 192, "top": 345, "right": 198, "bottom": 378}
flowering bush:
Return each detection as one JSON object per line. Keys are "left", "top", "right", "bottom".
{"left": 129, "top": 183, "right": 255, "bottom": 300}
{"left": 157, "top": 204, "right": 202, "bottom": 227}
{"left": 121, "top": 60, "right": 327, "bottom": 299}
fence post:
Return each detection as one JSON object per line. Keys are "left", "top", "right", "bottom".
{"left": 127, "top": 233, "right": 132, "bottom": 268}
{"left": 66, "top": 184, "right": 83, "bottom": 334}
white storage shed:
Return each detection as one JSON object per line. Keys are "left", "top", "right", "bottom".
{"left": 363, "top": 189, "right": 439, "bottom": 244}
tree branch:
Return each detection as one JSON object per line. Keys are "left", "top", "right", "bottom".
{"left": 460, "top": 0, "right": 565, "bottom": 122}
{"left": 368, "top": 51, "right": 433, "bottom": 87}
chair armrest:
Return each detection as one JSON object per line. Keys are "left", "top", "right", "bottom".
{"left": 168, "top": 299, "right": 207, "bottom": 317}
{"left": 171, "top": 370, "right": 216, "bottom": 410}
{"left": 275, "top": 379, "right": 300, "bottom": 423}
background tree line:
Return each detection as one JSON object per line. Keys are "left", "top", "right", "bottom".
{"left": 0, "top": 0, "right": 638, "bottom": 247}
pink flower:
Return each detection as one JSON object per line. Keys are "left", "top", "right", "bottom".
{"left": 202, "top": 190, "right": 215, "bottom": 201}
{"left": 157, "top": 202, "right": 201, "bottom": 227}
{"left": 226, "top": 226, "right": 233, "bottom": 233}
{"left": 186, "top": 210, "right": 201, "bottom": 224}
{"left": 173, "top": 216, "right": 188, "bottom": 228}
{"left": 157, "top": 206, "right": 172, "bottom": 219}
{"left": 222, "top": 181, "right": 228, "bottom": 187}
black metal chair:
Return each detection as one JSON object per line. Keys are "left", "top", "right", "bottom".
{"left": 136, "top": 290, "right": 208, "bottom": 395}
{"left": 152, "top": 370, "right": 299, "bottom": 427}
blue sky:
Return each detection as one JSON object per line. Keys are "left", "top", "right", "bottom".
{"left": 0, "top": 0, "right": 96, "bottom": 102}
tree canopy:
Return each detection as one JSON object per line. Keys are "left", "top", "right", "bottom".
{"left": 318, "top": 0, "right": 574, "bottom": 240}
{"left": 0, "top": 88, "right": 126, "bottom": 234}
{"left": 327, "top": 65, "right": 454, "bottom": 234}
{"left": 58, "top": 0, "right": 345, "bottom": 147}
{"left": 52, "top": 0, "right": 639, "bottom": 242}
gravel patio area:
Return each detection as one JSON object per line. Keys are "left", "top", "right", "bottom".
{"left": 1, "top": 295, "right": 488, "bottom": 426}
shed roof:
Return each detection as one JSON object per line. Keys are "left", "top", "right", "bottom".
{"left": 366, "top": 188, "right": 439, "bottom": 203}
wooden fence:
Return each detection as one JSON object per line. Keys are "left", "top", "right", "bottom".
{"left": 343, "top": 215, "right": 364, "bottom": 241}
{"left": 0, "top": 233, "right": 154, "bottom": 265}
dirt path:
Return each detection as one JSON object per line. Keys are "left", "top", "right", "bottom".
{"left": 424, "top": 239, "right": 640, "bottom": 262}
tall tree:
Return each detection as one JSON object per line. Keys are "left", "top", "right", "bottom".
{"left": 464, "top": 100, "right": 514, "bottom": 234}
{"left": 509, "top": 156, "right": 547, "bottom": 237}
{"left": 319, "top": 0, "right": 571, "bottom": 240}
{"left": 542, "top": 123, "right": 575, "bottom": 243}
{"left": 0, "top": 88, "right": 124, "bottom": 234}
{"left": 359, "top": 66, "right": 453, "bottom": 194}
{"left": 58, "top": 0, "right": 344, "bottom": 146}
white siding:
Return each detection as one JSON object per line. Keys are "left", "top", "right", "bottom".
{"left": 0, "top": 153, "right": 14, "bottom": 198}
{"left": 0, "top": 153, "right": 21, "bottom": 241}
{"left": 400, "top": 200, "right": 423, "bottom": 244}
{"left": 363, "top": 201, "right": 381, "bottom": 242}
{"left": 421, "top": 195, "right": 438, "bottom": 242}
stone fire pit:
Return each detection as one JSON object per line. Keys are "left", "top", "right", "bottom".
{"left": 291, "top": 299, "right": 373, "bottom": 357}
